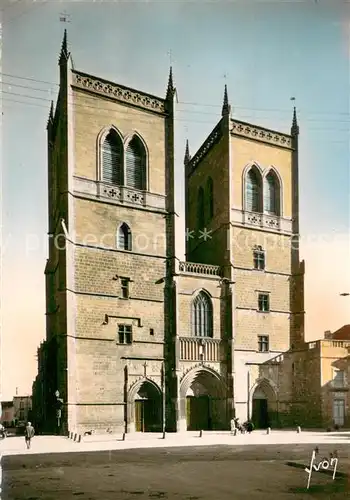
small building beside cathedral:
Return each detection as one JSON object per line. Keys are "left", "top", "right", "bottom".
{"left": 262, "top": 325, "right": 350, "bottom": 429}
{"left": 32, "top": 32, "right": 305, "bottom": 435}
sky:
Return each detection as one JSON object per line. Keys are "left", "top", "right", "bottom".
{"left": 1, "top": 0, "right": 350, "bottom": 401}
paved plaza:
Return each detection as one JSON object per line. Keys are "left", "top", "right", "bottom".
{"left": 2, "top": 429, "right": 350, "bottom": 456}
{"left": 2, "top": 431, "right": 350, "bottom": 499}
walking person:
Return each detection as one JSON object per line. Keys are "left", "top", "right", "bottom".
{"left": 24, "top": 422, "right": 35, "bottom": 449}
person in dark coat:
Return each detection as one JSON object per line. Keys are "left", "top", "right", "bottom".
{"left": 245, "top": 421, "right": 254, "bottom": 434}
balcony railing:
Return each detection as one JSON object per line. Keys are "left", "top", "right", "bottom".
{"left": 330, "top": 341, "right": 350, "bottom": 348}
{"left": 309, "top": 340, "right": 350, "bottom": 349}
{"left": 179, "top": 337, "right": 222, "bottom": 362}
{"left": 179, "top": 261, "right": 222, "bottom": 277}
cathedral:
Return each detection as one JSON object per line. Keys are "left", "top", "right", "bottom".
{"left": 32, "top": 32, "right": 305, "bottom": 435}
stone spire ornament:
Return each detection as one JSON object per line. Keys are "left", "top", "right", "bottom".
{"left": 222, "top": 84, "right": 231, "bottom": 117}
{"left": 184, "top": 139, "right": 191, "bottom": 165}
{"left": 166, "top": 66, "right": 175, "bottom": 100}
{"left": 47, "top": 100, "right": 54, "bottom": 129}
{"left": 59, "top": 29, "right": 69, "bottom": 65}
{"left": 291, "top": 106, "right": 299, "bottom": 136}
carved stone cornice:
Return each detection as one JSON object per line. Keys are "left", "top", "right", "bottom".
{"left": 187, "top": 123, "right": 223, "bottom": 174}
{"left": 230, "top": 120, "right": 292, "bottom": 149}
{"left": 71, "top": 70, "right": 166, "bottom": 115}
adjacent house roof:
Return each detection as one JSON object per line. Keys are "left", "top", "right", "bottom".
{"left": 1, "top": 401, "right": 14, "bottom": 408}
{"left": 331, "top": 324, "right": 350, "bottom": 340}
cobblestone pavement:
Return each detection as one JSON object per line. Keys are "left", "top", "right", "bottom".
{"left": 2, "top": 442, "right": 350, "bottom": 499}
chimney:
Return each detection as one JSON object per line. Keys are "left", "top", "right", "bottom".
{"left": 324, "top": 330, "right": 332, "bottom": 339}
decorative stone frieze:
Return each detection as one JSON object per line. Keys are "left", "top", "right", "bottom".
{"left": 72, "top": 71, "right": 165, "bottom": 114}
{"left": 231, "top": 120, "right": 292, "bottom": 149}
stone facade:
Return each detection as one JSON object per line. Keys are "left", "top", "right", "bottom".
{"left": 13, "top": 396, "right": 32, "bottom": 424}
{"left": 32, "top": 33, "right": 305, "bottom": 435}
{"left": 259, "top": 335, "right": 350, "bottom": 429}
{"left": 185, "top": 98, "right": 304, "bottom": 426}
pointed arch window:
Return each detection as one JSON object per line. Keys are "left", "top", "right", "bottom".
{"left": 207, "top": 177, "right": 214, "bottom": 220}
{"left": 192, "top": 291, "right": 213, "bottom": 337}
{"left": 125, "top": 136, "right": 146, "bottom": 190}
{"left": 264, "top": 171, "right": 280, "bottom": 215}
{"left": 197, "top": 187, "right": 205, "bottom": 230}
{"left": 246, "top": 167, "right": 262, "bottom": 213}
{"left": 102, "top": 130, "right": 123, "bottom": 185}
{"left": 117, "top": 223, "right": 132, "bottom": 251}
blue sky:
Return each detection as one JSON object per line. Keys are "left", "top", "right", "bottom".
{"left": 1, "top": 1, "right": 350, "bottom": 399}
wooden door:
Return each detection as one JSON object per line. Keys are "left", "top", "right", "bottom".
{"left": 144, "top": 399, "right": 160, "bottom": 432}
{"left": 252, "top": 399, "right": 268, "bottom": 428}
{"left": 135, "top": 400, "right": 144, "bottom": 432}
{"left": 186, "top": 396, "right": 210, "bottom": 430}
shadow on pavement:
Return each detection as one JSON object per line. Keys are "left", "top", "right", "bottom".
{"left": 289, "top": 481, "right": 349, "bottom": 495}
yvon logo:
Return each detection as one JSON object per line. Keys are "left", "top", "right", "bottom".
{"left": 305, "top": 448, "right": 338, "bottom": 489}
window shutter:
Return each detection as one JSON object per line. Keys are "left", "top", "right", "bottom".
{"left": 102, "top": 132, "right": 123, "bottom": 184}
{"left": 125, "top": 137, "right": 146, "bottom": 190}
{"left": 118, "top": 227, "right": 126, "bottom": 249}
{"left": 117, "top": 223, "right": 131, "bottom": 251}
{"left": 264, "top": 173, "right": 277, "bottom": 214}
{"left": 246, "top": 169, "right": 260, "bottom": 212}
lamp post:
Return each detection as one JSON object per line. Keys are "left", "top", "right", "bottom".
{"left": 55, "top": 390, "right": 64, "bottom": 435}
{"left": 161, "top": 362, "right": 166, "bottom": 438}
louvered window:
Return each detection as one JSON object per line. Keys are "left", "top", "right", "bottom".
{"left": 207, "top": 177, "right": 214, "bottom": 220}
{"left": 246, "top": 167, "right": 261, "bottom": 213}
{"left": 197, "top": 187, "right": 205, "bottom": 230}
{"left": 125, "top": 136, "right": 146, "bottom": 190}
{"left": 117, "top": 223, "right": 132, "bottom": 251}
{"left": 264, "top": 171, "right": 279, "bottom": 215}
{"left": 191, "top": 291, "right": 213, "bottom": 337}
{"left": 102, "top": 130, "right": 123, "bottom": 185}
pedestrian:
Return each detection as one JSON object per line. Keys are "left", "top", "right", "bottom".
{"left": 24, "top": 421, "right": 35, "bottom": 449}
{"left": 245, "top": 421, "right": 254, "bottom": 434}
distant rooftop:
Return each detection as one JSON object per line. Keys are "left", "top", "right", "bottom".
{"left": 330, "top": 324, "right": 350, "bottom": 340}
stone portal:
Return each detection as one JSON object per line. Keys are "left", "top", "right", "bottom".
{"left": 252, "top": 380, "right": 277, "bottom": 429}
{"left": 179, "top": 368, "right": 227, "bottom": 431}
{"left": 129, "top": 380, "right": 162, "bottom": 433}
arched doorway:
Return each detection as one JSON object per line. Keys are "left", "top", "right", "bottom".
{"left": 130, "top": 380, "right": 162, "bottom": 432}
{"left": 180, "top": 368, "right": 227, "bottom": 431}
{"left": 251, "top": 380, "right": 276, "bottom": 429}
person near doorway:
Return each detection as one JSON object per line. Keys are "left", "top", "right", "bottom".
{"left": 244, "top": 421, "right": 254, "bottom": 434}
{"left": 24, "top": 422, "right": 35, "bottom": 449}
{"left": 234, "top": 417, "right": 244, "bottom": 433}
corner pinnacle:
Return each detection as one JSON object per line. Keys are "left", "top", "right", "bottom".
{"left": 47, "top": 101, "right": 54, "bottom": 130}
{"left": 184, "top": 139, "right": 191, "bottom": 165}
{"left": 222, "top": 84, "right": 231, "bottom": 117}
{"left": 166, "top": 66, "right": 175, "bottom": 99}
{"left": 59, "top": 29, "right": 69, "bottom": 65}
{"left": 291, "top": 106, "right": 299, "bottom": 135}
